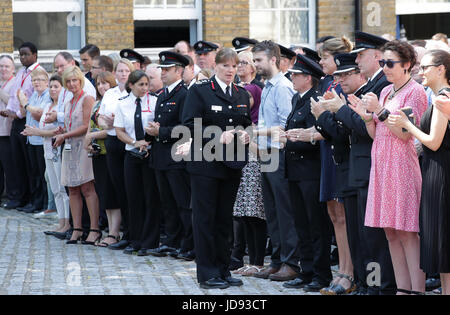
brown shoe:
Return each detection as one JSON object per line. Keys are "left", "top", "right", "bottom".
{"left": 253, "top": 266, "right": 280, "bottom": 279}
{"left": 268, "top": 264, "right": 299, "bottom": 282}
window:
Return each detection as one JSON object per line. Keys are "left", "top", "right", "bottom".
{"left": 133, "top": 0, "right": 202, "bottom": 48}
{"left": 250, "top": 0, "right": 316, "bottom": 48}
{"left": 396, "top": 0, "right": 450, "bottom": 15}
{"left": 12, "top": 0, "right": 85, "bottom": 51}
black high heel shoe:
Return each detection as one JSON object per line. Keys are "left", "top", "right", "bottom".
{"left": 66, "top": 228, "right": 85, "bottom": 245}
{"left": 81, "top": 229, "right": 103, "bottom": 246}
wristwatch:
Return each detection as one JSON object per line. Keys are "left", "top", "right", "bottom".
{"left": 24, "top": 103, "right": 29, "bottom": 111}
{"left": 132, "top": 140, "right": 136, "bottom": 146}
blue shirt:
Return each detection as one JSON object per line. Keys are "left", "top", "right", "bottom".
{"left": 26, "top": 89, "right": 51, "bottom": 145}
{"left": 257, "top": 72, "right": 295, "bottom": 149}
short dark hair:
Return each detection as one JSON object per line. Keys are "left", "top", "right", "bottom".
{"left": 93, "top": 55, "right": 114, "bottom": 72}
{"left": 381, "top": 40, "right": 417, "bottom": 73}
{"left": 79, "top": 44, "right": 100, "bottom": 58}
{"left": 252, "top": 40, "right": 281, "bottom": 69}
{"left": 184, "top": 55, "right": 194, "bottom": 67}
{"left": 49, "top": 74, "right": 63, "bottom": 86}
{"left": 19, "top": 42, "right": 38, "bottom": 54}
{"left": 125, "top": 70, "right": 149, "bottom": 93}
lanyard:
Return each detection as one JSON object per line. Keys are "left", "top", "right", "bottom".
{"left": 61, "top": 90, "right": 68, "bottom": 104}
{"left": 141, "top": 93, "right": 152, "bottom": 113}
{"left": 68, "top": 91, "right": 84, "bottom": 131}
{"left": 1, "top": 75, "right": 14, "bottom": 90}
{"left": 326, "top": 80, "right": 337, "bottom": 93}
{"left": 21, "top": 64, "right": 40, "bottom": 88}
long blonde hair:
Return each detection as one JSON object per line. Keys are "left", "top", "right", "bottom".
{"left": 319, "top": 36, "right": 353, "bottom": 57}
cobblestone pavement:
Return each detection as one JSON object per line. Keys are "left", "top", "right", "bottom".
{"left": 0, "top": 206, "right": 322, "bottom": 295}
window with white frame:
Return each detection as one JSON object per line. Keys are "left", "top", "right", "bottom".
{"left": 250, "top": 0, "right": 316, "bottom": 48}
{"left": 133, "top": 0, "right": 202, "bottom": 47}
{"left": 12, "top": 0, "right": 85, "bottom": 51}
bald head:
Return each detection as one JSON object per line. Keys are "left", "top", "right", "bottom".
{"left": 145, "top": 64, "right": 163, "bottom": 93}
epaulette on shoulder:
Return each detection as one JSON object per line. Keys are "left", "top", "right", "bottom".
{"left": 233, "top": 83, "right": 246, "bottom": 91}
{"left": 119, "top": 94, "right": 130, "bottom": 101}
{"left": 196, "top": 79, "right": 211, "bottom": 85}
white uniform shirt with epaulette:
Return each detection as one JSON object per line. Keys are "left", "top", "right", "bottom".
{"left": 113, "top": 92, "right": 157, "bottom": 151}
{"left": 99, "top": 86, "right": 129, "bottom": 136}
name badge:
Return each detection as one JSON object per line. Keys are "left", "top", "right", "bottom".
{"left": 64, "top": 143, "right": 72, "bottom": 152}
{"left": 211, "top": 105, "right": 222, "bottom": 111}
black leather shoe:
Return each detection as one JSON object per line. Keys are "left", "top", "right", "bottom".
{"left": 108, "top": 239, "right": 129, "bottom": 250}
{"left": 303, "top": 280, "right": 330, "bottom": 292}
{"left": 4, "top": 200, "right": 22, "bottom": 209}
{"left": 178, "top": 250, "right": 195, "bottom": 261}
{"left": 426, "top": 278, "right": 441, "bottom": 291}
{"left": 158, "top": 245, "right": 177, "bottom": 253}
{"left": 168, "top": 248, "right": 181, "bottom": 258}
{"left": 146, "top": 247, "right": 168, "bottom": 257}
{"left": 17, "top": 203, "right": 36, "bottom": 212}
{"left": 123, "top": 246, "right": 139, "bottom": 255}
{"left": 200, "top": 278, "right": 230, "bottom": 290}
{"left": 283, "top": 277, "right": 312, "bottom": 289}
{"left": 229, "top": 256, "right": 244, "bottom": 271}
{"left": 223, "top": 276, "right": 243, "bottom": 287}
{"left": 137, "top": 248, "right": 157, "bottom": 256}
{"left": 52, "top": 231, "right": 70, "bottom": 240}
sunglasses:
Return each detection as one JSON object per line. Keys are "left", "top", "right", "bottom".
{"left": 378, "top": 59, "right": 402, "bottom": 69}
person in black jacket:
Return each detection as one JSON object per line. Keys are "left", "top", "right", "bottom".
{"left": 324, "top": 31, "right": 396, "bottom": 295}
{"left": 312, "top": 53, "right": 367, "bottom": 295}
{"left": 182, "top": 48, "right": 252, "bottom": 290}
{"left": 144, "top": 51, "right": 194, "bottom": 261}
{"left": 280, "top": 54, "right": 332, "bottom": 292}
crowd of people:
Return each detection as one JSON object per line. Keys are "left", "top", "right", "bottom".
{"left": 0, "top": 30, "right": 450, "bottom": 295}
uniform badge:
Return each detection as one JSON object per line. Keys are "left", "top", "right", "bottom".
{"left": 211, "top": 105, "right": 222, "bottom": 111}
{"left": 236, "top": 40, "right": 240, "bottom": 46}
{"left": 124, "top": 52, "right": 128, "bottom": 57}
{"left": 161, "top": 55, "right": 166, "bottom": 61}
{"left": 198, "top": 43, "right": 203, "bottom": 48}
{"left": 336, "top": 59, "right": 340, "bottom": 66}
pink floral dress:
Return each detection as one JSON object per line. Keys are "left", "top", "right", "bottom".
{"left": 365, "top": 80, "right": 428, "bottom": 232}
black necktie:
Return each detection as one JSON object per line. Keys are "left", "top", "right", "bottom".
{"left": 226, "top": 86, "right": 231, "bottom": 98}
{"left": 134, "top": 98, "right": 144, "bottom": 141}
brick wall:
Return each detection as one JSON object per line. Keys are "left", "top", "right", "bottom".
{"left": 361, "top": 0, "right": 397, "bottom": 38}
{"left": 85, "top": 0, "right": 134, "bottom": 51}
{"left": 317, "top": 0, "right": 397, "bottom": 42}
{"left": 0, "top": 0, "right": 13, "bottom": 53}
{"left": 317, "top": 0, "right": 355, "bottom": 40}
{"left": 203, "top": 0, "right": 249, "bottom": 48}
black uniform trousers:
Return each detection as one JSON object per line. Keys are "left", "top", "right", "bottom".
{"left": 357, "top": 187, "right": 396, "bottom": 295}
{"left": 154, "top": 168, "right": 193, "bottom": 252}
{"left": 9, "top": 118, "right": 31, "bottom": 205}
{"left": 190, "top": 173, "right": 241, "bottom": 283}
{"left": 289, "top": 179, "right": 332, "bottom": 283}
{"left": 0, "top": 136, "right": 20, "bottom": 201}
{"left": 124, "top": 153, "right": 160, "bottom": 250}
{"left": 261, "top": 151, "right": 300, "bottom": 272}
{"left": 105, "top": 136, "right": 129, "bottom": 240}
{"left": 26, "top": 144, "right": 47, "bottom": 210}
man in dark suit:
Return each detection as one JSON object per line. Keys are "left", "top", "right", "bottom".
{"left": 312, "top": 53, "right": 367, "bottom": 295}
{"left": 144, "top": 51, "right": 194, "bottom": 260}
{"left": 326, "top": 31, "right": 396, "bottom": 295}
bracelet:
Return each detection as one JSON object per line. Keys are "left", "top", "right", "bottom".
{"left": 24, "top": 103, "right": 29, "bottom": 111}
{"left": 362, "top": 115, "right": 374, "bottom": 123}
{"left": 378, "top": 108, "right": 391, "bottom": 122}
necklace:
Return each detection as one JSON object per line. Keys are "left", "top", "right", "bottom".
{"left": 388, "top": 77, "right": 412, "bottom": 100}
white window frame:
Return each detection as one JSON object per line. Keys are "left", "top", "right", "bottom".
{"left": 250, "top": 0, "right": 316, "bottom": 48}
{"left": 396, "top": 0, "right": 450, "bottom": 15}
{"left": 12, "top": 0, "right": 86, "bottom": 64}
{"left": 133, "top": 0, "right": 203, "bottom": 44}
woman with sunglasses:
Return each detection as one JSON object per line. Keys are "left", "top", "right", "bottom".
{"left": 388, "top": 50, "right": 450, "bottom": 295}
{"left": 21, "top": 74, "right": 70, "bottom": 236}
{"left": 348, "top": 40, "right": 428, "bottom": 295}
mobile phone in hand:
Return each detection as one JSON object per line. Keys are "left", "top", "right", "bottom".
{"left": 400, "top": 107, "right": 414, "bottom": 132}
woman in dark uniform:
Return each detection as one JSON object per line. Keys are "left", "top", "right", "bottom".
{"left": 182, "top": 48, "right": 252, "bottom": 290}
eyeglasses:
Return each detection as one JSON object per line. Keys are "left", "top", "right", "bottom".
{"left": 419, "top": 64, "right": 441, "bottom": 72}
{"left": 334, "top": 70, "right": 359, "bottom": 81}
{"left": 378, "top": 59, "right": 402, "bottom": 69}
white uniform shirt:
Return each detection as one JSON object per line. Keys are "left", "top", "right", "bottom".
{"left": 113, "top": 92, "right": 157, "bottom": 151}
{"left": 99, "top": 86, "right": 129, "bottom": 136}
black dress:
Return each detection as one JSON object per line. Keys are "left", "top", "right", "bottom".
{"left": 419, "top": 105, "right": 450, "bottom": 274}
